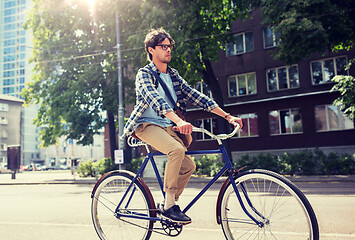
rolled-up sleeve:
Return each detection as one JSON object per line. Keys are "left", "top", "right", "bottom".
{"left": 136, "top": 69, "right": 174, "bottom": 116}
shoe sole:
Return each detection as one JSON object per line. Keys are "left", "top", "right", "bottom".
{"left": 160, "top": 214, "right": 192, "bottom": 224}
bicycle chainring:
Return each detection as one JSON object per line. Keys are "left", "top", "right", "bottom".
{"left": 160, "top": 220, "right": 183, "bottom": 236}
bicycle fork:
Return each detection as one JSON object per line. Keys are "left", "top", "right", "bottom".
{"left": 225, "top": 172, "right": 267, "bottom": 228}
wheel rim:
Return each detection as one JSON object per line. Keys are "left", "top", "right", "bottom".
{"left": 92, "top": 175, "right": 151, "bottom": 240}
{"left": 221, "top": 173, "right": 314, "bottom": 240}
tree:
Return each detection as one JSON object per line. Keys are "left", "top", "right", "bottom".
{"left": 331, "top": 60, "right": 355, "bottom": 120}
{"left": 23, "top": 0, "right": 120, "bottom": 159}
{"left": 255, "top": 0, "right": 355, "bottom": 64}
{"left": 23, "top": 0, "right": 254, "bottom": 159}
{"left": 119, "top": 0, "right": 253, "bottom": 139}
{"left": 252, "top": 0, "right": 355, "bottom": 119}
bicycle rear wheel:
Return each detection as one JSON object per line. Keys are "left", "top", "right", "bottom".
{"left": 220, "top": 169, "right": 319, "bottom": 240}
{"left": 91, "top": 171, "right": 154, "bottom": 240}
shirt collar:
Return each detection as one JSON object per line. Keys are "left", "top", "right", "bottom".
{"left": 148, "top": 62, "right": 175, "bottom": 76}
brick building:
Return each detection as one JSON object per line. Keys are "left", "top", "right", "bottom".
{"left": 185, "top": 10, "right": 355, "bottom": 157}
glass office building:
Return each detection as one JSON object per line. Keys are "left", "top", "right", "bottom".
{"left": 0, "top": 0, "right": 42, "bottom": 165}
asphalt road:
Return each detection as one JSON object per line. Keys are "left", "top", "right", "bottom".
{"left": 0, "top": 176, "right": 354, "bottom": 240}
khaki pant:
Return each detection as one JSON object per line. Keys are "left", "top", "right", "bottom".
{"left": 135, "top": 123, "right": 196, "bottom": 201}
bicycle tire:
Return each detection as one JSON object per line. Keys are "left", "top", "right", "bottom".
{"left": 220, "top": 169, "right": 319, "bottom": 240}
{"left": 91, "top": 171, "right": 154, "bottom": 240}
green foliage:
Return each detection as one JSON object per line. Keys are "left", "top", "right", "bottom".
{"left": 119, "top": 0, "right": 253, "bottom": 109}
{"left": 255, "top": 0, "right": 355, "bottom": 64}
{"left": 125, "top": 157, "right": 144, "bottom": 173}
{"left": 23, "top": 0, "right": 120, "bottom": 146}
{"left": 23, "top": 0, "right": 255, "bottom": 146}
{"left": 92, "top": 158, "right": 117, "bottom": 176}
{"left": 77, "top": 158, "right": 117, "bottom": 177}
{"left": 194, "top": 154, "right": 224, "bottom": 177}
{"left": 331, "top": 60, "right": 355, "bottom": 120}
{"left": 77, "top": 160, "right": 94, "bottom": 177}
{"left": 77, "top": 157, "right": 144, "bottom": 177}
{"left": 234, "top": 149, "right": 355, "bottom": 176}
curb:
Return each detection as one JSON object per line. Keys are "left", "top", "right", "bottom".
{"left": 1, "top": 173, "right": 354, "bottom": 185}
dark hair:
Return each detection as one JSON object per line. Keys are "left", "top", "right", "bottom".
{"left": 144, "top": 28, "right": 175, "bottom": 61}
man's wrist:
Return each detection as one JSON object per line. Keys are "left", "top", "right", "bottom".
{"left": 224, "top": 113, "right": 231, "bottom": 120}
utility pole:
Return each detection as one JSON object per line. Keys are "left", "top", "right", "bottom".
{"left": 115, "top": 12, "right": 125, "bottom": 151}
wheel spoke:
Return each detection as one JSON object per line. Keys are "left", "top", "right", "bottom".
{"left": 91, "top": 172, "right": 154, "bottom": 240}
{"left": 220, "top": 170, "right": 319, "bottom": 240}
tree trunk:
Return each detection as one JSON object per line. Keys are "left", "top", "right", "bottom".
{"left": 201, "top": 59, "right": 233, "bottom": 161}
{"left": 107, "top": 112, "right": 117, "bottom": 161}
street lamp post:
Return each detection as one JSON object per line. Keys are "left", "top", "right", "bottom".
{"left": 115, "top": 12, "right": 125, "bottom": 152}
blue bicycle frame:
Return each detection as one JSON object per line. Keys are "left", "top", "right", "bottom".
{"left": 114, "top": 144, "right": 264, "bottom": 227}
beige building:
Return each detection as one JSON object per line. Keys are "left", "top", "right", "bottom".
{"left": 0, "top": 95, "right": 23, "bottom": 167}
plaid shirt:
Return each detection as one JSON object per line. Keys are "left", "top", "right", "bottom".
{"left": 122, "top": 62, "right": 218, "bottom": 138}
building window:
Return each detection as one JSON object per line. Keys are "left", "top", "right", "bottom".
{"left": 263, "top": 27, "right": 281, "bottom": 49}
{"left": 0, "top": 144, "right": 7, "bottom": 151}
{"left": 267, "top": 65, "right": 299, "bottom": 91}
{"left": 231, "top": 113, "right": 259, "bottom": 137}
{"left": 3, "top": 71, "right": 15, "bottom": 78}
{"left": 1, "top": 130, "right": 8, "bottom": 138}
{"left": 311, "top": 56, "right": 348, "bottom": 85}
{"left": 4, "top": 79, "right": 15, "bottom": 86}
{"left": 269, "top": 108, "right": 303, "bottom": 135}
{"left": 0, "top": 104, "right": 9, "bottom": 112}
{"left": 0, "top": 117, "right": 8, "bottom": 125}
{"left": 228, "top": 72, "right": 257, "bottom": 97}
{"left": 3, "top": 87, "right": 15, "bottom": 94}
{"left": 5, "top": 1, "right": 16, "bottom": 8}
{"left": 195, "top": 81, "right": 213, "bottom": 98}
{"left": 193, "top": 118, "right": 218, "bottom": 140}
{"left": 315, "top": 105, "right": 354, "bottom": 131}
{"left": 226, "top": 31, "right": 254, "bottom": 56}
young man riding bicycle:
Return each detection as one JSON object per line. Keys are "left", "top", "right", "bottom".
{"left": 123, "top": 28, "right": 243, "bottom": 223}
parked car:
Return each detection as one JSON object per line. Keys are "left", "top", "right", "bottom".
{"left": 59, "top": 165, "right": 70, "bottom": 170}
{"left": 46, "top": 165, "right": 60, "bottom": 170}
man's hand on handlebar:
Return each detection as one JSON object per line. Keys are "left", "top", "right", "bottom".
{"left": 174, "top": 119, "right": 193, "bottom": 134}
{"left": 226, "top": 115, "right": 243, "bottom": 129}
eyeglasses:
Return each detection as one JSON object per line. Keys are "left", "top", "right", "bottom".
{"left": 156, "top": 44, "right": 174, "bottom": 51}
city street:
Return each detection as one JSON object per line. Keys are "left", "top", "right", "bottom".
{"left": 0, "top": 172, "right": 354, "bottom": 240}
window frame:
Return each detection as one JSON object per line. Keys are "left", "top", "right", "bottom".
{"left": 263, "top": 26, "right": 281, "bottom": 49}
{"left": 194, "top": 81, "right": 213, "bottom": 99}
{"left": 228, "top": 72, "right": 257, "bottom": 97}
{"left": 266, "top": 65, "right": 299, "bottom": 92}
{"left": 193, "top": 118, "right": 218, "bottom": 141}
{"left": 269, "top": 108, "right": 303, "bottom": 135}
{"left": 310, "top": 56, "right": 348, "bottom": 85}
{"left": 315, "top": 104, "right": 354, "bottom": 132}
{"left": 226, "top": 31, "right": 254, "bottom": 57}
{"left": 231, "top": 113, "right": 259, "bottom": 138}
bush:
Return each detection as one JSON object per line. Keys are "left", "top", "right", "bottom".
{"left": 78, "top": 158, "right": 117, "bottom": 177}
{"left": 77, "top": 160, "right": 94, "bottom": 177}
{"left": 234, "top": 149, "right": 355, "bottom": 176}
{"left": 235, "top": 153, "right": 280, "bottom": 173}
{"left": 195, "top": 154, "right": 224, "bottom": 177}
{"left": 126, "top": 157, "right": 144, "bottom": 173}
{"left": 92, "top": 158, "right": 116, "bottom": 176}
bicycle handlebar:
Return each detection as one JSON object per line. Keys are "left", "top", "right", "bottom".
{"left": 192, "top": 123, "right": 240, "bottom": 140}
{"left": 127, "top": 123, "right": 240, "bottom": 147}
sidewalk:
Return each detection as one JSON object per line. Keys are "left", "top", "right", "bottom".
{"left": 1, "top": 171, "right": 355, "bottom": 185}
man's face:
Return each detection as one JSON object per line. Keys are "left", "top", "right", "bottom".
{"left": 150, "top": 38, "right": 172, "bottom": 64}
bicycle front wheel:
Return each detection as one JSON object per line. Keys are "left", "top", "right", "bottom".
{"left": 220, "top": 169, "right": 319, "bottom": 240}
{"left": 91, "top": 171, "right": 154, "bottom": 240}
